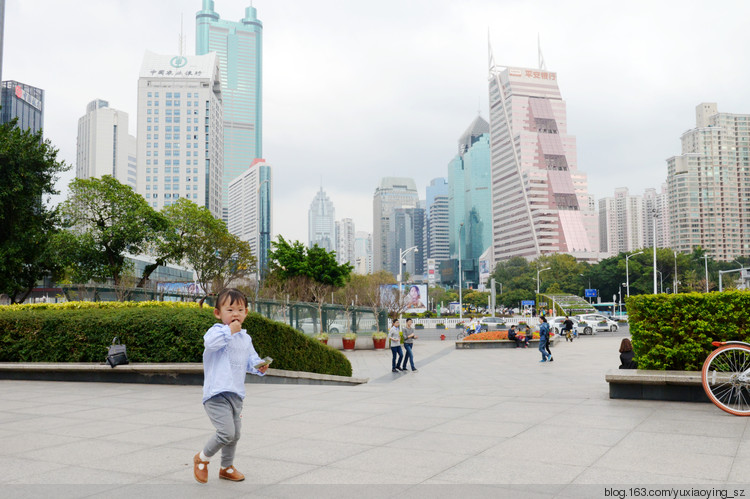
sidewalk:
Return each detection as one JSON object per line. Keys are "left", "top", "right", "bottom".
{"left": 1, "top": 335, "right": 748, "bottom": 497}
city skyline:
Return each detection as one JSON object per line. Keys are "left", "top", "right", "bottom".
{"left": 5, "top": 0, "right": 750, "bottom": 245}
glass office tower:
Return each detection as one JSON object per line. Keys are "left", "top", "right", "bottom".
{"left": 1, "top": 81, "right": 44, "bottom": 134}
{"left": 196, "top": 0, "right": 262, "bottom": 221}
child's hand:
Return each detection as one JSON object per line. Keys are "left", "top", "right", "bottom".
{"left": 258, "top": 365, "right": 269, "bottom": 374}
{"left": 229, "top": 320, "right": 242, "bottom": 334}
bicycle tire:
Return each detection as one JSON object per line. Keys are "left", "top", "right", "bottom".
{"left": 702, "top": 344, "right": 750, "bottom": 416}
{"left": 456, "top": 331, "right": 467, "bottom": 341}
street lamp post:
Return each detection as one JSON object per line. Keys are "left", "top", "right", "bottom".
{"left": 537, "top": 267, "right": 551, "bottom": 295}
{"left": 704, "top": 254, "right": 709, "bottom": 293}
{"left": 626, "top": 251, "right": 643, "bottom": 297}
{"left": 398, "top": 246, "right": 419, "bottom": 326}
{"left": 458, "top": 223, "right": 464, "bottom": 321}
{"left": 580, "top": 273, "right": 591, "bottom": 302}
{"left": 656, "top": 270, "right": 663, "bottom": 294}
{"left": 652, "top": 209, "right": 658, "bottom": 294}
{"left": 673, "top": 249, "right": 678, "bottom": 294}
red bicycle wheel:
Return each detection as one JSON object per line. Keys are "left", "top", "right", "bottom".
{"left": 702, "top": 344, "right": 750, "bottom": 416}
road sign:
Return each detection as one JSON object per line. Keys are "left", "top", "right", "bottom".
{"left": 585, "top": 289, "right": 598, "bottom": 298}
{"left": 521, "top": 300, "right": 535, "bottom": 306}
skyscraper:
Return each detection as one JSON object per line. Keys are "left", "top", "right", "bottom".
{"left": 0, "top": 0, "right": 5, "bottom": 84}
{"left": 373, "top": 177, "right": 419, "bottom": 274}
{"left": 1, "top": 81, "right": 43, "bottom": 133}
{"left": 228, "top": 158, "right": 272, "bottom": 275}
{"left": 426, "top": 178, "right": 449, "bottom": 270}
{"left": 308, "top": 187, "right": 335, "bottom": 251}
{"left": 354, "top": 231, "right": 372, "bottom": 275}
{"left": 488, "top": 55, "right": 597, "bottom": 262}
{"left": 135, "top": 51, "right": 224, "bottom": 218}
{"left": 667, "top": 103, "right": 749, "bottom": 261}
{"left": 449, "top": 116, "right": 492, "bottom": 286}
{"left": 196, "top": 0, "right": 262, "bottom": 220}
{"left": 643, "top": 184, "right": 670, "bottom": 249}
{"left": 76, "top": 99, "right": 136, "bottom": 188}
{"left": 598, "top": 188, "right": 644, "bottom": 257}
{"left": 335, "top": 218, "right": 355, "bottom": 266}
{"left": 390, "top": 207, "right": 426, "bottom": 277}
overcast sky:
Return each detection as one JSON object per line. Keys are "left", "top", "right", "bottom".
{"left": 5, "top": 0, "right": 750, "bottom": 243}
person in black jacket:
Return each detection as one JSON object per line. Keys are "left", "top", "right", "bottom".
{"left": 619, "top": 338, "right": 637, "bottom": 369}
{"left": 507, "top": 325, "right": 524, "bottom": 348}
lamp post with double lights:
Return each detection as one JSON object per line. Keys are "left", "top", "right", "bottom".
{"left": 626, "top": 251, "right": 643, "bottom": 297}
{"left": 458, "top": 223, "right": 464, "bottom": 320}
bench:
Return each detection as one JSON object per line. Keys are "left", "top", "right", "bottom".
{"left": 605, "top": 369, "right": 709, "bottom": 402}
{"left": 455, "top": 337, "right": 558, "bottom": 349}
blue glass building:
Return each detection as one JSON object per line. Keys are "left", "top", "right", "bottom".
{"left": 447, "top": 116, "right": 491, "bottom": 287}
{"left": 196, "top": 0, "right": 262, "bottom": 220}
{"left": 1, "top": 80, "right": 44, "bottom": 134}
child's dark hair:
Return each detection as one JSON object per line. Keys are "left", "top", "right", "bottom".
{"left": 215, "top": 288, "right": 248, "bottom": 310}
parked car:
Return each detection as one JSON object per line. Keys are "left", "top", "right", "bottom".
{"left": 575, "top": 314, "right": 619, "bottom": 334}
{"left": 296, "top": 318, "right": 347, "bottom": 335}
{"left": 548, "top": 316, "right": 580, "bottom": 336}
{"left": 479, "top": 317, "right": 506, "bottom": 331}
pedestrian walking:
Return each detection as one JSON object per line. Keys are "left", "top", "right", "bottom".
{"left": 538, "top": 316, "right": 551, "bottom": 362}
{"left": 388, "top": 319, "right": 405, "bottom": 372}
{"left": 193, "top": 288, "right": 269, "bottom": 484}
{"left": 401, "top": 318, "right": 418, "bottom": 371}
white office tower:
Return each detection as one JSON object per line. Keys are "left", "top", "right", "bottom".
{"left": 335, "top": 218, "right": 355, "bottom": 266}
{"left": 308, "top": 187, "right": 335, "bottom": 251}
{"left": 667, "top": 103, "right": 750, "bottom": 261}
{"left": 76, "top": 99, "right": 137, "bottom": 188}
{"left": 373, "top": 177, "right": 419, "bottom": 273}
{"left": 228, "top": 158, "right": 272, "bottom": 275}
{"left": 136, "top": 51, "right": 224, "bottom": 218}
{"left": 354, "top": 231, "right": 372, "bottom": 274}
{"left": 643, "top": 184, "right": 670, "bottom": 249}
{"left": 598, "top": 187, "right": 644, "bottom": 257}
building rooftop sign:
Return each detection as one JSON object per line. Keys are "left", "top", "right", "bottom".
{"left": 139, "top": 51, "right": 218, "bottom": 79}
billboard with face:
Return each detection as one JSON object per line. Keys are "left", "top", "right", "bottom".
{"left": 379, "top": 284, "right": 428, "bottom": 313}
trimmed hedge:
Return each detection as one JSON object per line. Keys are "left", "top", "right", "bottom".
{"left": 627, "top": 291, "right": 750, "bottom": 370}
{"left": 0, "top": 302, "right": 352, "bottom": 377}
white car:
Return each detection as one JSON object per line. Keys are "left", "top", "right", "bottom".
{"left": 548, "top": 317, "right": 580, "bottom": 336}
{"left": 575, "top": 314, "right": 619, "bottom": 334}
{"left": 296, "top": 318, "right": 347, "bottom": 334}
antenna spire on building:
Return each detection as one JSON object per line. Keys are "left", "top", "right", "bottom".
{"left": 487, "top": 28, "right": 496, "bottom": 71}
{"left": 538, "top": 33, "right": 546, "bottom": 70}
{"left": 179, "top": 13, "right": 184, "bottom": 58}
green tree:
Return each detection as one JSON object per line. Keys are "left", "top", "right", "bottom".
{"left": 0, "top": 120, "right": 69, "bottom": 302}
{"left": 58, "top": 176, "right": 168, "bottom": 288}
{"left": 163, "top": 198, "right": 256, "bottom": 304}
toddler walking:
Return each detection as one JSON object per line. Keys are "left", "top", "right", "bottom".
{"left": 193, "top": 288, "right": 269, "bottom": 484}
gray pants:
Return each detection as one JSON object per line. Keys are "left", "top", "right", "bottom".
{"left": 203, "top": 392, "right": 243, "bottom": 467}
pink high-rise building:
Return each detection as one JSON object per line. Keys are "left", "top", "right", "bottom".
{"left": 488, "top": 58, "right": 598, "bottom": 262}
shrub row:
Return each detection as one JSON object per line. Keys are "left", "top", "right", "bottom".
{"left": 626, "top": 291, "right": 750, "bottom": 370}
{"left": 0, "top": 302, "right": 352, "bottom": 377}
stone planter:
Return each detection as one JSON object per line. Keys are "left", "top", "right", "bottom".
{"left": 436, "top": 324, "right": 446, "bottom": 330}
{"left": 342, "top": 338, "right": 356, "bottom": 350}
{"left": 372, "top": 338, "right": 386, "bottom": 350}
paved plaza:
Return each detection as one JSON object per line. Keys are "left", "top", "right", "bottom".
{"left": 1, "top": 330, "right": 750, "bottom": 498}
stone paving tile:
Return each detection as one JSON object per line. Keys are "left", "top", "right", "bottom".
{"left": 634, "top": 414, "right": 747, "bottom": 439}
{"left": 329, "top": 446, "right": 467, "bottom": 477}
{"left": 303, "top": 423, "right": 412, "bottom": 447}
{"left": 3, "top": 432, "right": 83, "bottom": 455}
{"left": 18, "top": 439, "right": 149, "bottom": 467}
{"left": 425, "top": 418, "right": 530, "bottom": 439}
{"left": 384, "top": 430, "right": 505, "bottom": 456}
{"left": 431, "top": 455, "right": 586, "bottom": 484}
{"left": 0, "top": 456, "right": 70, "bottom": 484}
{"left": 570, "top": 466, "right": 729, "bottom": 484}
{"left": 354, "top": 413, "right": 449, "bottom": 432}
{"left": 0, "top": 415, "right": 87, "bottom": 432}
{"left": 99, "top": 424, "right": 205, "bottom": 446}
{"left": 5, "top": 465, "right": 150, "bottom": 485}
{"left": 257, "top": 438, "right": 374, "bottom": 466}
{"left": 592, "top": 432, "right": 736, "bottom": 480}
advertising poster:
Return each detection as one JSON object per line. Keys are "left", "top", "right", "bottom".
{"left": 379, "top": 284, "right": 428, "bottom": 313}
